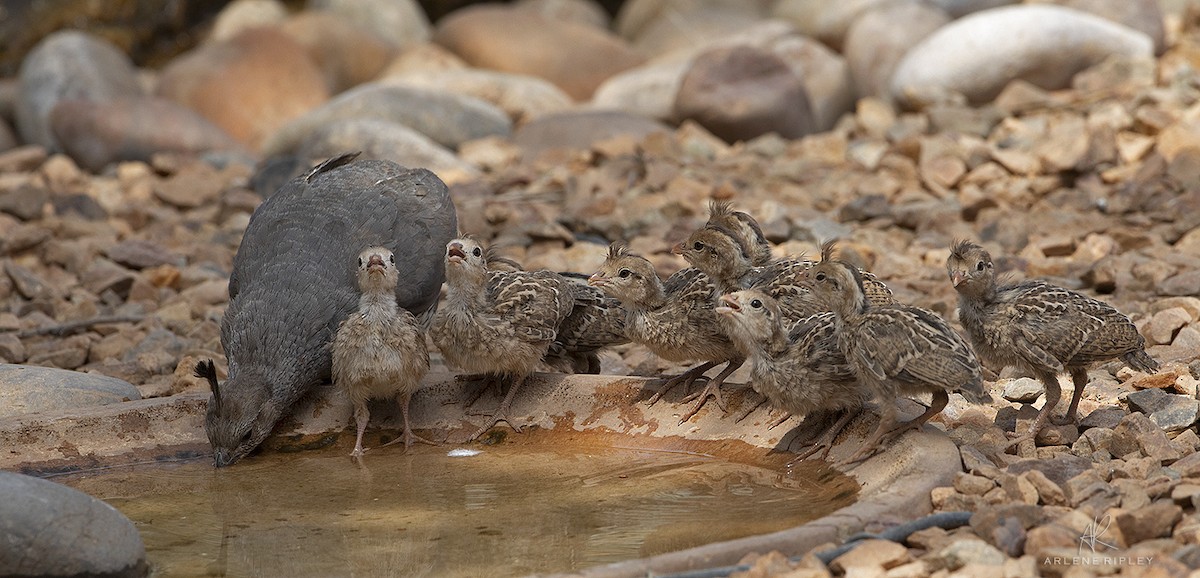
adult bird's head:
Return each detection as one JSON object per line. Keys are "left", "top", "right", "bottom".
{"left": 199, "top": 361, "right": 275, "bottom": 467}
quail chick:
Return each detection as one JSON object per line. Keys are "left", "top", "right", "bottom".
{"left": 803, "top": 242, "right": 989, "bottom": 464}
{"left": 675, "top": 202, "right": 894, "bottom": 419}
{"left": 947, "top": 240, "right": 1159, "bottom": 445}
{"left": 588, "top": 243, "right": 743, "bottom": 422}
{"left": 430, "top": 237, "right": 575, "bottom": 441}
{"left": 716, "top": 289, "right": 868, "bottom": 460}
{"left": 544, "top": 280, "right": 629, "bottom": 374}
{"left": 331, "top": 247, "right": 433, "bottom": 457}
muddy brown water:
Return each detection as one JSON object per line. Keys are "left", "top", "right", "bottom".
{"left": 54, "top": 433, "right": 856, "bottom": 577}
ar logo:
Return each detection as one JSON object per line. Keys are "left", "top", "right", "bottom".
{"left": 1079, "top": 514, "right": 1117, "bottom": 555}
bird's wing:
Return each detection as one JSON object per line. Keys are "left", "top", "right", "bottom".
{"left": 1002, "top": 281, "right": 1104, "bottom": 368}
{"left": 488, "top": 270, "right": 573, "bottom": 342}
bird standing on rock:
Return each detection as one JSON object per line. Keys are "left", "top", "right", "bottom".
{"left": 946, "top": 240, "right": 1159, "bottom": 446}
{"left": 674, "top": 201, "right": 894, "bottom": 420}
{"left": 588, "top": 243, "right": 741, "bottom": 422}
{"left": 803, "top": 242, "right": 989, "bottom": 464}
{"left": 204, "top": 153, "right": 457, "bottom": 467}
{"left": 430, "top": 237, "right": 576, "bottom": 441}
{"left": 716, "top": 289, "right": 867, "bottom": 460}
{"left": 332, "top": 246, "right": 432, "bottom": 457}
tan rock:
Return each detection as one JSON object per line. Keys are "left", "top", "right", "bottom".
{"left": 829, "top": 539, "right": 911, "bottom": 573}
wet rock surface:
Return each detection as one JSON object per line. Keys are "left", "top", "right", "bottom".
{"left": 2, "top": 1, "right": 1200, "bottom": 576}
{"left": 0, "top": 471, "right": 146, "bottom": 577}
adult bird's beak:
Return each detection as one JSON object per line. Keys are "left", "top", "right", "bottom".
{"left": 951, "top": 271, "right": 966, "bottom": 287}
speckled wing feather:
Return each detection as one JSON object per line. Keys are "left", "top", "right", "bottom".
{"left": 1000, "top": 281, "right": 1114, "bottom": 367}
{"left": 663, "top": 267, "right": 719, "bottom": 302}
{"left": 485, "top": 270, "right": 574, "bottom": 343}
{"left": 745, "top": 258, "right": 894, "bottom": 324}
{"left": 785, "top": 312, "right": 857, "bottom": 383}
{"left": 554, "top": 282, "right": 628, "bottom": 351}
{"left": 852, "top": 306, "right": 984, "bottom": 399}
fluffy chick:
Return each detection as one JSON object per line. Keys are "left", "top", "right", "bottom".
{"left": 588, "top": 243, "right": 742, "bottom": 422}
{"left": 430, "top": 237, "right": 575, "bottom": 440}
{"left": 804, "top": 242, "right": 989, "bottom": 464}
{"left": 947, "top": 240, "right": 1158, "bottom": 446}
{"left": 331, "top": 246, "right": 432, "bottom": 457}
{"left": 716, "top": 289, "right": 868, "bottom": 460}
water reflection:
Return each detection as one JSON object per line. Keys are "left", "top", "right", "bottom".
{"left": 58, "top": 442, "right": 855, "bottom": 577}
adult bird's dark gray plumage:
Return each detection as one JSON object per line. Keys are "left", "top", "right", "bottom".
{"left": 204, "top": 153, "right": 457, "bottom": 466}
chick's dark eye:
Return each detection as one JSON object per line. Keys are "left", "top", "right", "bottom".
{"left": 750, "top": 299, "right": 762, "bottom": 308}
{"left": 693, "top": 241, "right": 704, "bottom": 251}
{"left": 358, "top": 257, "right": 363, "bottom": 267}
{"left": 389, "top": 254, "right": 395, "bottom": 264}
{"left": 815, "top": 272, "right": 826, "bottom": 281}
{"left": 976, "top": 261, "right": 986, "bottom": 271}
{"left": 472, "top": 247, "right": 482, "bottom": 257}
{"left": 618, "top": 269, "right": 631, "bottom": 278}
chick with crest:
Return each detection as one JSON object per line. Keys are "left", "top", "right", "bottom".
{"left": 716, "top": 289, "right": 868, "bottom": 460}
{"left": 332, "top": 246, "right": 432, "bottom": 457}
{"left": 946, "top": 240, "right": 1158, "bottom": 447}
{"left": 674, "top": 201, "right": 894, "bottom": 420}
{"left": 802, "top": 241, "right": 989, "bottom": 464}
{"left": 430, "top": 237, "right": 576, "bottom": 441}
{"left": 588, "top": 243, "right": 742, "bottom": 423}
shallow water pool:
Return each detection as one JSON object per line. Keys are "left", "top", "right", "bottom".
{"left": 57, "top": 436, "right": 856, "bottom": 577}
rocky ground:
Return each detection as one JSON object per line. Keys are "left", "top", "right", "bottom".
{"left": 2, "top": 0, "right": 1200, "bottom": 577}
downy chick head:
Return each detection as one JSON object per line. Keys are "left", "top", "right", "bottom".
{"left": 798, "top": 241, "right": 867, "bottom": 317}
{"left": 201, "top": 362, "right": 273, "bottom": 467}
{"left": 946, "top": 240, "right": 995, "bottom": 298}
{"left": 672, "top": 224, "right": 754, "bottom": 285}
{"left": 356, "top": 246, "right": 399, "bottom": 293}
{"left": 444, "top": 236, "right": 488, "bottom": 285}
{"left": 588, "top": 243, "right": 661, "bottom": 308}
{"left": 715, "top": 289, "right": 785, "bottom": 354}
{"left": 706, "top": 200, "right": 772, "bottom": 266}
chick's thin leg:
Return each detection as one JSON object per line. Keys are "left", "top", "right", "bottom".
{"left": 468, "top": 374, "right": 527, "bottom": 441}
{"left": 679, "top": 358, "right": 745, "bottom": 423}
{"left": 381, "top": 391, "right": 438, "bottom": 450}
{"left": 732, "top": 392, "right": 769, "bottom": 423}
{"left": 840, "top": 402, "right": 898, "bottom": 466}
{"left": 351, "top": 399, "right": 370, "bottom": 458}
{"left": 790, "top": 408, "right": 858, "bottom": 463}
{"left": 646, "top": 361, "right": 717, "bottom": 406}
{"left": 1060, "top": 367, "right": 1089, "bottom": 425}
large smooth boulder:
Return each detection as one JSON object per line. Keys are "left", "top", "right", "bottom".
{"left": 156, "top": 27, "right": 329, "bottom": 150}
{"left": 513, "top": 110, "right": 670, "bottom": 158}
{"left": 0, "top": 471, "right": 146, "bottom": 577}
{"left": 433, "top": 4, "right": 644, "bottom": 100}
{"left": 0, "top": 364, "right": 142, "bottom": 418}
{"left": 279, "top": 11, "right": 397, "bottom": 93}
{"left": 15, "top": 31, "right": 142, "bottom": 152}
{"left": 844, "top": 1, "right": 951, "bottom": 99}
{"left": 308, "top": 0, "right": 431, "bottom": 48}
{"left": 384, "top": 69, "right": 572, "bottom": 124}
{"left": 262, "top": 82, "right": 511, "bottom": 155}
{"left": 890, "top": 5, "right": 1154, "bottom": 107}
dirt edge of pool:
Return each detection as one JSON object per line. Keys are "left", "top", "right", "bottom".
{"left": 0, "top": 372, "right": 961, "bottom": 577}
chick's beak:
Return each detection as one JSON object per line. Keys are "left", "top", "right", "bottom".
{"left": 715, "top": 294, "right": 741, "bottom": 316}
{"left": 587, "top": 273, "right": 605, "bottom": 287}
{"left": 951, "top": 270, "right": 966, "bottom": 287}
{"left": 671, "top": 242, "right": 684, "bottom": 256}
{"left": 447, "top": 242, "right": 465, "bottom": 263}
{"left": 367, "top": 254, "right": 385, "bottom": 271}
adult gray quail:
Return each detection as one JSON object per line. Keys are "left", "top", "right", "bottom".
{"left": 430, "top": 237, "right": 576, "bottom": 441}
{"left": 716, "top": 289, "right": 868, "bottom": 460}
{"left": 588, "top": 243, "right": 742, "bottom": 422}
{"left": 332, "top": 246, "right": 432, "bottom": 457}
{"left": 204, "top": 153, "right": 456, "bottom": 466}
{"left": 803, "top": 242, "right": 989, "bottom": 464}
{"left": 946, "top": 240, "right": 1159, "bottom": 446}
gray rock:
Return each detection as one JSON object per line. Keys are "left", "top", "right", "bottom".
{"left": 1072, "top": 427, "right": 1114, "bottom": 456}
{"left": 626, "top": 4, "right": 765, "bottom": 58}
{"left": 1161, "top": 269, "right": 1200, "bottom": 297}
{"left": 843, "top": 0, "right": 950, "bottom": 100}
{"left": 309, "top": 0, "right": 431, "bottom": 48}
{"left": 927, "top": 0, "right": 1017, "bottom": 18}
{"left": 296, "top": 118, "right": 479, "bottom": 182}
{"left": 1080, "top": 406, "right": 1128, "bottom": 429}
{"left": 15, "top": 30, "right": 143, "bottom": 152}
{"left": 262, "top": 82, "right": 511, "bottom": 155}
{"left": 770, "top": 33, "right": 854, "bottom": 132}
{"left": 1007, "top": 453, "right": 1092, "bottom": 487}
{"left": 1125, "top": 387, "right": 1200, "bottom": 432}
{"left": 106, "top": 239, "right": 184, "bottom": 270}
{"left": 513, "top": 110, "right": 669, "bottom": 158}
{"left": 50, "top": 96, "right": 249, "bottom": 173}
{"left": 770, "top": 0, "right": 888, "bottom": 50}
{"left": 388, "top": 69, "right": 572, "bottom": 124}
{"left": 932, "top": 539, "right": 1007, "bottom": 570}
{"left": 1115, "top": 501, "right": 1183, "bottom": 545}
{"left": 1042, "top": 0, "right": 1165, "bottom": 54}
{"left": 0, "top": 364, "right": 141, "bottom": 419}
{"left": 590, "top": 59, "right": 690, "bottom": 122}
{"left": 0, "top": 334, "right": 26, "bottom": 363}
{"left": 890, "top": 5, "right": 1154, "bottom": 107}
{"left": 1002, "top": 377, "right": 1044, "bottom": 403}
{"left": 675, "top": 44, "right": 814, "bottom": 143}
{"left": 0, "top": 116, "right": 16, "bottom": 152}
{"left": 0, "top": 471, "right": 146, "bottom": 577}
{"left": 1110, "top": 411, "right": 1183, "bottom": 461}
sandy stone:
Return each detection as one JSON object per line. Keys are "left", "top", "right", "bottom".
{"left": 829, "top": 539, "right": 911, "bottom": 573}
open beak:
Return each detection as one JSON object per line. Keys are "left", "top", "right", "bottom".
{"left": 447, "top": 242, "right": 465, "bottom": 264}
{"left": 367, "top": 254, "right": 385, "bottom": 272}
{"left": 951, "top": 271, "right": 966, "bottom": 287}
{"left": 587, "top": 273, "right": 605, "bottom": 287}
{"left": 715, "top": 294, "right": 741, "bottom": 316}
